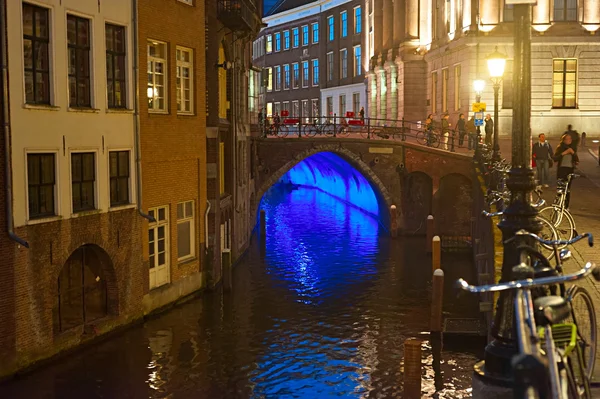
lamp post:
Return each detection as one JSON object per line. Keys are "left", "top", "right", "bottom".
{"left": 487, "top": 47, "right": 507, "bottom": 162}
{"left": 473, "top": 79, "right": 485, "bottom": 157}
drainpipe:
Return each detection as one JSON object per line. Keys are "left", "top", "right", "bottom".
{"left": 132, "top": 0, "right": 155, "bottom": 223}
{"left": 204, "top": 200, "right": 211, "bottom": 249}
{"left": 1, "top": 0, "right": 28, "bottom": 248}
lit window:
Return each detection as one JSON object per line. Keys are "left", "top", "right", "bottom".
{"left": 341, "top": 11, "right": 347, "bottom": 37}
{"left": 442, "top": 69, "right": 448, "bottom": 113}
{"left": 302, "top": 25, "right": 309, "bottom": 46}
{"left": 284, "top": 30, "right": 290, "bottom": 50}
{"left": 328, "top": 16, "right": 334, "bottom": 41}
{"left": 292, "top": 28, "right": 299, "bottom": 48}
{"left": 552, "top": 59, "right": 577, "bottom": 108}
{"left": 275, "top": 32, "right": 281, "bottom": 51}
{"left": 312, "top": 59, "right": 319, "bottom": 86}
{"left": 266, "top": 67, "right": 273, "bottom": 91}
{"left": 148, "top": 41, "right": 167, "bottom": 111}
{"left": 454, "top": 65, "right": 461, "bottom": 111}
{"left": 284, "top": 64, "right": 290, "bottom": 89}
{"left": 312, "top": 22, "right": 319, "bottom": 43}
{"left": 177, "top": 201, "right": 195, "bottom": 261}
{"left": 302, "top": 61, "right": 309, "bottom": 87}
{"left": 275, "top": 65, "right": 281, "bottom": 90}
{"left": 354, "top": 6, "right": 362, "bottom": 34}
{"left": 353, "top": 45, "right": 361, "bottom": 77}
{"left": 176, "top": 47, "right": 193, "bottom": 114}
{"left": 293, "top": 63, "right": 299, "bottom": 88}
{"left": 266, "top": 35, "right": 273, "bottom": 53}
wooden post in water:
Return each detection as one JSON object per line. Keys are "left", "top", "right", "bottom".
{"left": 390, "top": 205, "right": 398, "bottom": 237}
{"left": 426, "top": 215, "right": 434, "bottom": 252}
{"left": 403, "top": 338, "right": 422, "bottom": 398}
{"left": 432, "top": 235, "right": 441, "bottom": 272}
{"left": 430, "top": 268, "right": 444, "bottom": 332}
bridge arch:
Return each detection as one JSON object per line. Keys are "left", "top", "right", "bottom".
{"left": 255, "top": 145, "right": 392, "bottom": 223}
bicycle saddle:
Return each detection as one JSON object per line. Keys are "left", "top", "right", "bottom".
{"left": 533, "top": 296, "right": 570, "bottom": 327}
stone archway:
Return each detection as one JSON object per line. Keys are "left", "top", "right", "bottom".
{"left": 255, "top": 144, "right": 393, "bottom": 218}
{"left": 53, "top": 244, "right": 117, "bottom": 334}
{"left": 402, "top": 171, "right": 433, "bottom": 234}
{"left": 433, "top": 173, "right": 473, "bottom": 236}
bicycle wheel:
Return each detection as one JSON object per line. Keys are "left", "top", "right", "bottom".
{"left": 538, "top": 206, "right": 575, "bottom": 242}
{"left": 277, "top": 125, "right": 289, "bottom": 138}
{"left": 322, "top": 123, "right": 335, "bottom": 136}
{"left": 536, "top": 215, "right": 559, "bottom": 260}
{"left": 416, "top": 131, "right": 427, "bottom": 145}
{"left": 565, "top": 285, "right": 597, "bottom": 381}
{"left": 303, "top": 125, "right": 317, "bottom": 138}
{"left": 430, "top": 134, "right": 441, "bottom": 148}
{"left": 337, "top": 126, "right": 350, "bottom": 137}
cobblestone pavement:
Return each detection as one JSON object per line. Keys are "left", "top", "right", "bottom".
{"left": 498, "top": 139, "right": 600, "bottom": 395}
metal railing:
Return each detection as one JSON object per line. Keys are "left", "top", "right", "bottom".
{"left": 256, "top": 114, "right": 480, "bottom": 154}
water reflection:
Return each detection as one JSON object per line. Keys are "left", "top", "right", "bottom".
{"left": 0, "top": 186, "right": 477, "bottom": 399}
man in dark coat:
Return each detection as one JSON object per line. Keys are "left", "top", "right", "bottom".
{"left": 484, "top": 114, "right": 493, "bottom": 146}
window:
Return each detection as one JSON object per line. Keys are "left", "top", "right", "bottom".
{"left": 341, "top": 11, "right": 348, "bottom": 37}
{"left": 71, "top": 152, "right": 96, "bottom": 212}
{"left": 431, "top": 72, "right": 438, "bottom": 113}
{"left": 274, "top": 65, "right": 281, "bottom": 90}
{"left": 328, "top": 16, "right": 334, "bottom": 41}
{"left": 266, "top": 67, "right": 273, "bottom": 91}
{"left": 292, "top": 100, "right": 299, "bottom": 117}
{"left": 67, "top": 15, "right": 91, "bottom": 107}
{"left": 218, "top": 45, "right": 227, "bottom": 118}
{"left": 283, "top": 64, "right": 290, "bottom": 89}
{"left": 311, "top": 98, "right": 319, "bottom": 117}
{"left": 27, "top": 153, "right": 55, "bottom": 219}
{"left": 22, "top": 3, "right": 50, "bottom": 104}
{"left": 302, "top": 99, "right": 309, "bottom": 120}
{"left": 340, "top": 49, "right": 348, "bottom": 79}
{"left": 266, "top": 102, "right": 273, "bottom": 117}
{"left": 302, "top": 25, "right": 309, "bottom": 46}
{"left": 284, "top": 30, "right": 290, "bottom": 50}
{"left": 504, "top": 3, "right": 514, "bottom": 21}
{"left": 502, "top": 60, "right": 513, "bottom": 109}
{"left": 302, "top": 61, "right": 309, "bottom": 87}
{"left": 354, "top": 6, "right": 362, "bottom": 34}
{"left": 326, "top": 96, "right": 333, "bottom": 117}
{"left": 339, "top": 94, "right": 346, "bottom": 116}
{"left": 454, "top": 65, "right": 461, "bottom": 111}
{"left": 177, "top": 201, "right": 195, "bottom": 261}
{"left": 176, "top": 47, "right": 193, "bottom": 113}
{"left": 148, "top": 41, "right": 167, "bottom": 111}
{"left": 353, "top": 46, "right": 362, "bottom": 77}
{"left": 178, "top": 0, "right": 193, "bottom": 4}
{"left": 353, "top": 92, "right": 360, "bottom": 115}
{"left": 148, "top": 206, "right": 170, "bottom": 289}
{"left": 554, "top": 0, "right": 577, "bottom": 21}
{"left": 327, "top": 52, "right": 334, "bottom": 81}
{"left": 275, "top": 32, "right": 281, "bottom": 51}
{"left": 312, "top": 22, "right": 319, "bottom": 43}
{"left": 104, "top": 24, "right": 127, "bottom": 109}
{"left": 292, "top": 28, "right": 299, "bottom": 48}
{"left": 109, "top": 151, "right": 130, "bottom": 206}
{"left": 274, "top": 102, "right": 281, "bottom": 116}
{"left": 552, "top": 59, "right": 577, "bottom": 108}
{"left": 292, "top": 63, "right": 299, "bottom": 88}
{"left": 442, "top": 69, "right": 448, "bottom": 113}
{"left": 266, "top": 34, "right": 273, "bottom": 53}
{"left": 282, "top": 101, "right": 290, "bottom": 113}
{"left": 312, "top": 59, "right": 319, "bottom": 86}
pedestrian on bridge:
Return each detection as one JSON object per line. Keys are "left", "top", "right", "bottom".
{"left": 484, "top": 114, "right": 493, "bottom": 146}
{"left": 466, "top": 115, "right": 477, "bottom": 150}
{"left": 441, "top": 113, "right": 451, "bottom": 150}
{"left": 457, "top": 113, "right": 466, "bottom": 148}
{"left": 553, "top": 133, "right": 579, "bottom": 208}
{"left": 532, "top": 133, "right": 553, "bottom": 187}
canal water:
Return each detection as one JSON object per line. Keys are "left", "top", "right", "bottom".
{"left": 0, "top": 186, "right": 479, "bottom": 399}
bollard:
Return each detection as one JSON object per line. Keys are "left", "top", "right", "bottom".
{"left": 426, "top": 215, "right": 434, "bottom": 252}
{"left": 403, "top": 338, "right": 422, "bottom": 399}
{"left": 390, "top": 205, "right": 398, "bottom": 238}
{"left": 430, "top": 269, "right": 444, "bottom": 332}
{"left": 432, "top": 235, "right": 441, "bottom": 272}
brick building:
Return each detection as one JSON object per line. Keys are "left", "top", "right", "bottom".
{"left": 204, "top": 0, "right": 262, "bottom": 285}
{"left": 253, "top": 0, "right": 366, "bottom": 121}
{"left": 138, "top": 0, "right": 207, "bottom": 309}
{"left": 367, "top": 0, "right": 600, "bottom": 136}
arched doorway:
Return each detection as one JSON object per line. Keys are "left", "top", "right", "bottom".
{"left": 53, "top": 245, "right": 114, "bottom": 334}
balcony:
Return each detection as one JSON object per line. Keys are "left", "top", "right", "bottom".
{"left": 217, "top": 0, "right": 261, "bottom": 33}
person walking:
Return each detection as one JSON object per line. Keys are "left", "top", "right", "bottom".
{"left": 359, "top": 106, "right": 365, "bottom": 122}
{"left": 553, "top": 134, "right": 578, "bottom": 208}
{"left": 457, "top": 113, "right": 466, "bottom": 148}
{"left": 466, "top": 115, "right": 477, "bottom": 150}
{"left": 581, "top": 131, "right": 587, "bottom": 147}
{"left": 563, "top": 124, "right": 580, "bottom": 151}
{"left": 532, "top": 133, "right": 553, "bottom": 187}
{"left": 441, "top": 113, "right": 451, "bottom": 150}
{"left": 484, "top": 114, "right": 494, "bottom": 146}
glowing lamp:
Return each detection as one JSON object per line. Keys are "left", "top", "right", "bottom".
{"left": 487, "top": 47, "right": 507, "bottom": 79}
{"left": 473, "top": 79, "right": 485, "bottom": 95}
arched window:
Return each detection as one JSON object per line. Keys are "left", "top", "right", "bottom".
{"left": 54, "top": 245, "right": 107, "bottom": 333}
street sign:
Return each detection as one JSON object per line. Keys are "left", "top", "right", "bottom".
{"left": 472, "top": 102, "right": 487, "bottom": 112}
{"left": 475, "top": 119, "right": 484, "bottom": 127}
{"left": 474, "top": 111, "right": 484, "bottom": 126}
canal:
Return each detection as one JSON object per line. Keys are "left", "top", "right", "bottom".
{"left": 0, "top": 184, "right": 479, "bottom": 398}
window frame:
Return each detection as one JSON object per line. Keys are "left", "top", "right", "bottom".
{"left": 148, "top": 205, "right": 170, "bottom": 289}
{"left": 105, "top": 23, "right": 127, "bottom": 109}
{"left": 339, "top": 94, "right": 346, "bottom": 116}
{"left": 274, "top": 65, "right": 281, "bottom": 91}
{"left": 553, "top": 0, "right": 578, "bottom": 21}
{"left": 67, "top": 14, "right": 92, "bottom": 108}
{"left": 302, "top": 25, "right": 309, "bottom": 46}
{"left": 312, "top": 22, "right": 319, "bottom": 44}
{"left": 454, "top": 64, "right": 461, "bottom": 111}
{"left": 109, "top": 150, "right": 130, "bottom": 207}
{"left": 354, "top": 6, "right": 362, "bottom": 34}
{"left": 292, "top": 27, "right": 299, "bottom": 48}
{"left": 353, "top": 45, "right": 361, "bottom": 77}
{"left": 266, "top": 66, "right": 273, "bottom": 91}
{"left": 292, "top": 62, "right": 299, "bottom": 89}
{"left": 431, "top": 71, "right": 438, "bottom": 113}
{"left": 302, "top": 60, "right": 309, "bottom": 88}
{"left": 328, "top": 16, "right": 334, "bottom": 41}
{"left": 312, "top": 59, "right": 319, "bottom": 86}
{"left": 283, "top": 30, "right": 290, "bottom": 50}
{"left": 442, "top": 68, "right": 448, "bottom": 113}
{"left": 176, "top": 46, "right": 194, "bottom": 114}
{"left": 266, "top": 34, "right": 273, "bottom": 53}
{"left": 275, "top": 32, "right": 281, "bottom": 52}
{"left": 147, "top": 40, "right": 168, "bottom": 112}
{"left": 327, "top": 51, "right": 334, "bottom": 81}
{"left": 352, "top": 92, "right": 360, "bottom": 115}
{"left": 26, "top": 152, "right": 56, "bottom": 220}
{"left": 340, "top": 11, "right": 348, "bottom": 38}
{"left": 552, "top": 58, "right": 577, "bottom": 109}
{"left": 283, "top": 64, "right": 290, "bottom": 90}
{"left": 340, "top": 48, "right": 348, "bottom": 79}
{"left": 177, "top": 200, "right": 195, "bottom": 262}
{"left": 70, "top": 151, "right": 97, "bottom": 213}
{"left": 22, "top": 3, "right": 51, "bottom": 105}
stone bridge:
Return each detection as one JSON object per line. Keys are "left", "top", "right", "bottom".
{"left": 251, "top": 137, "right": 477, "bottom": 236}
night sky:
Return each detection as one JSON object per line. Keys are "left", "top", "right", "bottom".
{"left": 263, "top": 0, "right": 278, "bottom": 16}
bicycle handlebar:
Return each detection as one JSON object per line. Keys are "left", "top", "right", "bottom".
{"left": 506, "top": 230, "right": 594, "bottom": 248}
{"left": 482, "top": 210, "right": 504, "bottom": 218}
{"left": 456, "top": 262, "right": 599, "bottom": 294}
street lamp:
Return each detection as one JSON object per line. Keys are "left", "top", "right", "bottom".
{"left": 473, "top": 79, "right": 485, "bottom": 155}
{"left": 487, "top": 47, "right": 507, "bottom": 162}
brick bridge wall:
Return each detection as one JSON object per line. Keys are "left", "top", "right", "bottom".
{"left": 253, "top": 138, "right": 476, "bottom": 235}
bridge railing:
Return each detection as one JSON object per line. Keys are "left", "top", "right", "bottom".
{"left": 255, "top": 114, "right": 480, "bottom": 154}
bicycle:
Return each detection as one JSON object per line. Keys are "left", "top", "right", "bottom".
{"left": 266, "top": 123, "right": 289, "bottom": 138}
{"left": 457, "top": 260, "right": 600, "bottom": 398}
{"left": 538, "top": 173, "right": 579, "bottom": 242}
{"left": 302, "top": 118, "right": 334, "bottom": 137}
{"left": 416, "top": 129, "right": 441, "bottom": 148}
{"left": 507, "top": 230, "right": 597, "bottom": 382}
